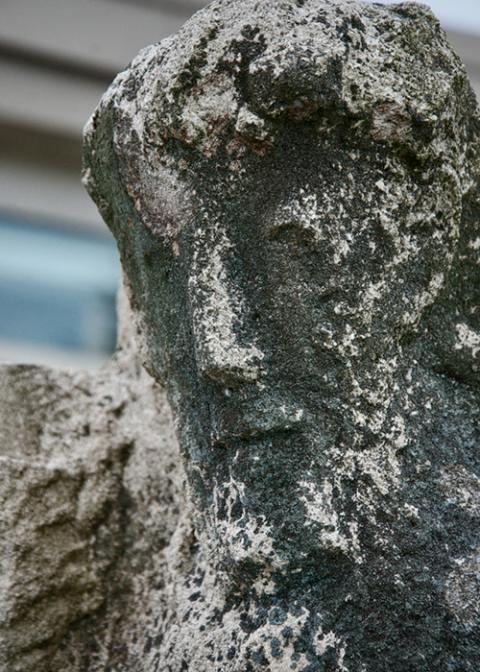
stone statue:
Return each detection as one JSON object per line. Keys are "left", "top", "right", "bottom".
{"left": 1, "top": 0, "right": 480, "bottom": 670}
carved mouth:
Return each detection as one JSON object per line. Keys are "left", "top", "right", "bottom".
{"left": 212, "top": 405, "right": 305, "bottom": 446}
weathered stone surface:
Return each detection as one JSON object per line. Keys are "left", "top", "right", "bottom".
{"left": 0, "top": 289, "right": 185, "bottom": 671}
{"left": 1, "top": 0, "right": 480, "bottom": 670}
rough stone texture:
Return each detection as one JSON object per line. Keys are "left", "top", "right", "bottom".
{"left": 1, "top": 0, "right": 480, "bottom": 670}
{"left": 81, "top": 0, "right": 480, "bottom": 669}
{"left": 0, "top": 289, "right": 186, "bottom": 671}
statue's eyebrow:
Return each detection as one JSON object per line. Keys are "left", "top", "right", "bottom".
{"left": 266, "top": 195, "right": 323, "bottom": 241}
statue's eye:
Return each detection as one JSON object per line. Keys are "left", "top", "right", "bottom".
{"left": 267, "top": 221, "right": 320, "bottom": 246}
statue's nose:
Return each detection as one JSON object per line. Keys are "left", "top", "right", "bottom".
{"left": 189, "top": 242, "right": 264, "bottom": 386}
{"left": 195, "top": 338, "right": 262, "bottom": 385}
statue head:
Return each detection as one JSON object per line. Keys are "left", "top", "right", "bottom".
{"left": 83, "top": 0, "right": 480, "bottom": 578}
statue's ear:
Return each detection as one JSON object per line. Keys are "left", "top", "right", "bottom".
{"left": 423, "top": 183, "right": 480, "bottom": 389}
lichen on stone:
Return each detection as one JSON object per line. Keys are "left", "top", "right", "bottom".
{"left": 4, "top": 0, "right": 478, "bottom": 669}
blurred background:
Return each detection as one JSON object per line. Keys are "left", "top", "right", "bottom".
{"left": 0, "top": 0, "right": 478, "bottom": 369}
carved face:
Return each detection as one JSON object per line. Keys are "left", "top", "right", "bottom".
{"left": 128, "top": 121, "right": 463, "bottom": 574}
